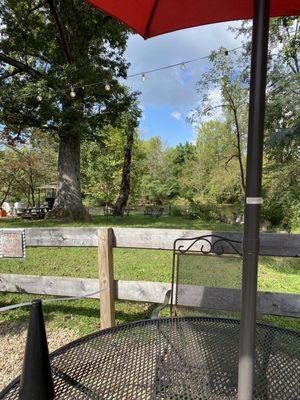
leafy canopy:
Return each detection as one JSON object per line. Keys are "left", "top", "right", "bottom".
{"left": 0, "top": 0, "right": 139, "bottom": 142}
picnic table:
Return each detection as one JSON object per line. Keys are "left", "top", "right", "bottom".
{"left": 1, "top": 316, "right": 299, "bottom": 399}
{"left": 21, "top": 207, "right": 50, "bottom": 220}
{"left": 144, "top": 205, "right": 164, "bottom": 217}
{"left": 103, "top": 206, "right": 135, "bottom": 216}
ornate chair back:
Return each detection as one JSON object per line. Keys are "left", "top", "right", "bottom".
{"left": 170, "top": 234, "right": 243, "bottom": 316}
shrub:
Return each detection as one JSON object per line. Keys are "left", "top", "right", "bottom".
{"left": 187, "top": 202, "right": 221, "bottom": 221}
{"left": 261, "top": 201, "right": 284, "bottom": 227}
{"left": 169, "top": 206, "right": 184, "bottom": 216}
{"left": 290, "top": 203, "right": 300, "bottom": 232}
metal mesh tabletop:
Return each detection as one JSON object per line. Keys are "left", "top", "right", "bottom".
{"left": 1, "top": 317, "right": 299, "bottom": 399}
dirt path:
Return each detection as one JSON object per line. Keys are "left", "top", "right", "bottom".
{"left": 0, "top": 321, "right": 78, "bottom": 390}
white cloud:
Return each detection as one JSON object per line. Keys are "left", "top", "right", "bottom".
{"left": 171, "top": 111, "right": 182, "bottom": 120}
{"left": 124, "top": 21, "right": 243, "bottom": 113}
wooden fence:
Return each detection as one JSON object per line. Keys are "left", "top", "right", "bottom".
{"left": 0, "top": 227, "right": 299, "bottom": 328}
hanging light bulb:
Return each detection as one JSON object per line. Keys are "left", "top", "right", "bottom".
{"left": 37, "top": 95, "right": 43, "bottom": 102}
{"left": 105, "top": 82, "right": 111, "bottom": 91}
{"left": 141, "top": 73, "right": 146, "bottom": 82}
{"left": 70, "top": 86, "right": 76, "bottom": 98}
{"left": 180, "top": 63, "right": 186, "bottom": 70}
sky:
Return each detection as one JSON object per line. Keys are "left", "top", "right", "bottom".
{"left": 123, "top": 22, "right": 243, "bottom": 146}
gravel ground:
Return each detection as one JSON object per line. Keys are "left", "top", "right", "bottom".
{"left": 0, "top": 320, "right": 78, "bottom": 390}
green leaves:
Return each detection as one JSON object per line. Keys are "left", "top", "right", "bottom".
{"left": 0, "top": 0, "right": 139, "bottom": 142}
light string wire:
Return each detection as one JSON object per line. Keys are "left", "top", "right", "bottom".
{"left": 12, "top": 45, "right": 243, "bottom": 101}
{"left": 54, "top": 25, "right": 300, "bottom": 95}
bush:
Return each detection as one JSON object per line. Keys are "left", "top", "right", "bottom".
{"left": 261, "top": 201, "right": 284, "bottom": 227}
{"left": 290, "top": 203, "right": 300, "bottom": 232}
{"left": 169, "top": 205, "right": 184, "bottom": 217}
{"left": 187, "top": 202, "right": 221, "bottom": 221}
{"left": 261, "top": 200, "right": 300, "bottom": 232}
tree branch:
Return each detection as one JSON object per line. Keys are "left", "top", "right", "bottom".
{"left": 225, "top": 154, "right": 239, "bottom": 171}
{"left": 0, "top": 176, "right": 15, "bottom": 206}
{"left": 0, "top": 53, "right": 42, "bottom": 79}
{"left": 25, "top": 52, "right": 51, "bottom": 64}
{"left": 0, "top": 104, "right": 58, "bottom": 132}
{"left": 47, "top": 0, "right": 72, "bottom": 63}
{"left": 0, "top": 69, "right": 20, "bottom": 81}
{"left": 203, "top": 104, "right": 229, "bottom": 113}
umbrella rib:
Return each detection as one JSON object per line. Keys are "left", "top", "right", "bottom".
{"left": 144, "top": 0, "right": 159, "bottom": 39}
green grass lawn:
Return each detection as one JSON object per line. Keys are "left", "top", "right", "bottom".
{"left": 0, "top": 214, "right": 243, "bottom": 230}
{"left": 0, "top": 214, "right": 299, "bottom": 335}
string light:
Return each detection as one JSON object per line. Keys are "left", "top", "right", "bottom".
{"left": 70, "top": 86, "right": 76, "bottom": 98}
{"left": 11, "top": 45, "right": 245, "bottom": 102}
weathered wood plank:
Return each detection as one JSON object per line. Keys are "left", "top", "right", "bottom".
{"left": 174, "top": 284, "right": 300, "bottom": 318}
{"left": 112, "top": 228, "right": 300, "bottom": 256}
{"left": 98, "top": 228, "right": 115, "bottom": 328}
{"left": 115, "top": 280, "right": 172, "bottom": 303}
{"left": 25, "top": 228, "right": 98, "bottom": 247}
{"left": 23, "top": 227, "right": 300, "bottom": 257}
{"left": 0, "top": 274, "right": 99, "bottom": 297}
{"left": 1, "top": 274, "right": 299, "bottom": 318}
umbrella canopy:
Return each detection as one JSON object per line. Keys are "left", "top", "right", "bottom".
{"left": 87, "top": 0, "right": 300, "bottom": 38}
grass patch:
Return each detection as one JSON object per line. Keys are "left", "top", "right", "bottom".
{"left": 0, "top": 214, "right": 242, "bottom": 230}
{"left": 0, "top": 215, "right": 299, "bottom": 335}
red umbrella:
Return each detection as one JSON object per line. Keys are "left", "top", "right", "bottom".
{"left": 87, "top": 0, "right": 300, "bottom": 39}
{"left": 86, "top": 1, "right": 300, "bottom": 400}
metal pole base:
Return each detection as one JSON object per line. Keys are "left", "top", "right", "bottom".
{"left": 19, "top": 299, "right": 54, "bottom": 400}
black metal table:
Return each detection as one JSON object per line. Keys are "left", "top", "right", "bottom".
{"left": 1, "top": 317, "right": 299, "bottom": 399}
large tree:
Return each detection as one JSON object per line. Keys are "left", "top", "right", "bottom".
{"left": 0, "top": 0, "right": 139, "bottom": 220}
{"left": 113, "top": 106, "right": 141, "bottom": 215}
{"left": 231, "top": 17, "right": 300, "bottom": 229}
{"left": 138, "top": 137, "right": 178, "bottom": 205}
{"left": 180, "top": 121, "right": 242, "bottom": 204}
{"left": 190, "top": 48, "right": 248, "bottom": 196}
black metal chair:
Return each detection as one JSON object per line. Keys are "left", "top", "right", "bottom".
{"left": 150, "top": 234, "right": 279, "bottom": 399}
{"left": 152, "top": 234, "right": 242, "bottom": 398}
{"left": 152, "top": 234, "right": 243, "bottom": 319}
{"left": 151, "top": 234, "right": 300, "bottom": 399}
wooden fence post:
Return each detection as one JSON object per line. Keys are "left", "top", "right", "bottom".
{"left": 98, "top": 228, "right": 115, "bottom": 329}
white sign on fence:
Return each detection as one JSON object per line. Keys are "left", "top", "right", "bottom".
{"left": 0, "top": 229, "right": 26, "bottom": 258}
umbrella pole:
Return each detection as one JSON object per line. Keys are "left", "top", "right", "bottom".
{"left": 238, "top": 0, "right": 270, "bottom": 399}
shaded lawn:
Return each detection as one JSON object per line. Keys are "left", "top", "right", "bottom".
{"left": 0, "top": 214, "right": 242, "bottom": 231}
{"left": 0, "top": 215, "right": 299, "bottom": 335}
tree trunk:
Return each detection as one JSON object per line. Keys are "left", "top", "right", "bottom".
{"left": 232, "top": 107, "right": 246, "bottom": 194}
{"left": 28, "top": 164, "right": 35, "bottom": 207}
{"left": 113, "top": 129, "right": 134, "bottom": 215}
{"left": 46, "top": 132, "right": 89, "bottom": 221}
{"left": 0, "top": 176, "right": 14, "bottom": 206}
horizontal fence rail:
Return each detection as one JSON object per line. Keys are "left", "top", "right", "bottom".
{"left": 1, "top": 228, "right": 299, "bottom": 328}
{"left": 0, "top": 274, "right": 299, "bottom": 318}
{"left": 23, "top": 227, "right": 300, "bottom": 257}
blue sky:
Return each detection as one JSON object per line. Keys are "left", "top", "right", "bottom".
{"left": 124, "top": 22, "right": 243, "bottom": 146}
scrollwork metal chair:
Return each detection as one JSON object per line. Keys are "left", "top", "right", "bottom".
{"left": 150, "top": 235, "right": 244, "bottom": 397}
{"left": 150, "top": 235, "right": 286, "bottom": 399}
{"left": 152, "top": 234, "right": 243, "bottom": 319}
